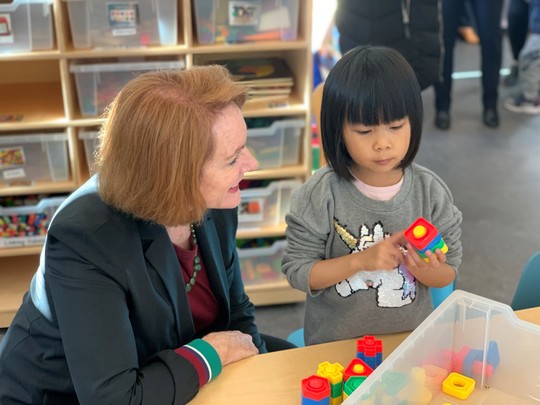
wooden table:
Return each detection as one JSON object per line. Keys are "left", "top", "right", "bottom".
{"left": 190, "top": 307, "right": 540, "bottom": 404}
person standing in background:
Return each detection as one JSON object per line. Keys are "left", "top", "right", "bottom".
{"left": 505, "top": 0, "right": 540, "bottom": 113}
{"left": 434, "top": 0, "right": 504, "bottom": 130}
{"left": 334, "top": 0, "right": 442, "bottom": 91}
{"left": 505, "top": 0, "right": 530, "bottom": 87}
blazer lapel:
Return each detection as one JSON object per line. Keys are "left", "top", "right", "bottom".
{"left": 139, "top": 221, "right": 194, "bottom": 344}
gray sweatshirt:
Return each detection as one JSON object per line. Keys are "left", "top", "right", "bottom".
{"left": 282, "top": 163, "right": 462, "bottom": 345}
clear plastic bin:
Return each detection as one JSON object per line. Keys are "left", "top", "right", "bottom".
{"left": 237, "top": 239, "right": 287, "bottom": 286}
{"left": 238, "top": 179, "right": 300, "bottom": 230}
{"left": 70, "top": 59, "right": 184, "bottom": 116}
{"left": 193, "top": 0, "right": 300, "bottom": 44}
{"left": 63, "top": 0, "right": 177, "bottom": 49}
{"left": 0, "top": 0, "right": 54, "bottom": 53}
{"left": 345, "top": 290, "right": 540, "bottom": 404}
{"left": 0, "top": 196, "right": 66, "bottom": 248}
{"left": 78, "top": 131, "right": 99, "bottom": 174}
{"left": 247, "top": 119, "right": 304, "bottom": 169}
{"left": 0, "top": 133, "right": 69, "bottom": 187}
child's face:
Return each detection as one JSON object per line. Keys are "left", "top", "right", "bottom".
{"left": 343, "top": 117, "right": 411, "bottom": 187}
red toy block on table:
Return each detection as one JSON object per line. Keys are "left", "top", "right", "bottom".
{"left": 344, "top": 358, "right": 373, "bottom": 382}
{"left": 356, "top": 335, "right": 383, "bottom": 369}
{"left": 301, "top": 375, "right": 331, "bottom": 404}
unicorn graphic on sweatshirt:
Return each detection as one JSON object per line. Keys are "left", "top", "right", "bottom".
{"left": 333, "top": 219, "right": 416, "bottom": 307}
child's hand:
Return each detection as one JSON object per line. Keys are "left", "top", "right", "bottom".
{"left": 402, "top": 243, "right": 447, "bottom": 274}
{"left": 358, "top": 231, "right": 405, "bottom": 271}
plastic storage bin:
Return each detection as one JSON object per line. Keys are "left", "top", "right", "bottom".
{"left": 238, "top": 179, "right": 300, "bottom": 230}
{"left": 0, "top": 0, "right": 54, "bottom": 53}
{"left": 0, "top": 133, "right": 69, "bottom": 187}
{"left": 63, "top": 0, "right": 177, "bottom": 49}
{"left": 247, "top": 119, "right": 304, "bottom": 169}
{"left": 78, "top": 131, "right": 99, "bottom": 174}
{"left": 237, "top": 239, "right": 287, "bottom": 286}
{"left": 193, "top": 0, "right": 300, "bottom": 44}
{"left": 70, "top": 59, "right": 184, "bottom": 116}
{"left": 344, "top": 290, "right": 540, "bottom": 404}
{"left": 0, "top": 196, "right": 66, "bottom": 248}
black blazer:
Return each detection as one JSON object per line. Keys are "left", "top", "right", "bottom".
{"left": 0, "top": 191, "right": 266, "bottom": 404}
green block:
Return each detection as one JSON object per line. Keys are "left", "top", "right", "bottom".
{"left": 330, "top": 381, "right": 342, "bottom": 398}
{"left": 344, "top": 376, "right": 366, "bottom": 396}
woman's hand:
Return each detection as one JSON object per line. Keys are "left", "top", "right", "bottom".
{"left": 202, "top": 331, "right": 259, "bottom": 366}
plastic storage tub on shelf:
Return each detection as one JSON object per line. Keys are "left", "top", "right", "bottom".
{"left": 237, "top": 239, "right": 287, "bottom": 286}
{"left": 78, "top": 130, "right": 99, "bottom": 174}
{"left": 70, "top": 59, "right": 184, "bottom": 116}
{"left": 344, "top": 290, "right": 540, "bottom": 405}
{"left": 247, "top": 119, "right": 304, "bottom": 169}
{"left": 238, "top": 179, "right": 300, "bottom": 230}
{"left": 63, "top": 0, "right": 177, "bottom": 49}
{"left": 0, "top": 0, "right": 54, "bottom": 53}
{"left": 0, "top": 196, "right": 66, "bottom": 248}
{"left": 193, "top": 0, "right": 300, "bottom": 44}
{"left": 0, "top": 133, "right": 69, "bottom": 187}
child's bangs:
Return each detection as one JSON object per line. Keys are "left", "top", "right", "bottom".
{"left": 345, "top": 69, "right": 410, "bottom": 127}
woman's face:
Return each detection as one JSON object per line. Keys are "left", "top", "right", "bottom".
{"left": 200, "top": 104, "right": 258, "bottom": 209}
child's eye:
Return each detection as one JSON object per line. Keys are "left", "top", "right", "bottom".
{"left": 390, "top": 124, "right": 404, "bottom": 130}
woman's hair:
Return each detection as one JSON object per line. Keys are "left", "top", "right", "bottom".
{"left": 96, "top": 65, "right": 247, "bottom": 226}
{"left": 321, "top": 45, "right": 423, "bottom": 181}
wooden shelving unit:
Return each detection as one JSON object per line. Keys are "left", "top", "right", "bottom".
{"left": 0, "top": 0, "right": 312, "bottom": 327}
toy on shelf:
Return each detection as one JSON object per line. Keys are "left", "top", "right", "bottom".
{"left": 404, "top": 217, "right": 448, "bottom": 262}
{"left": 356, "top": 335, "right": 383, "bottom": 369}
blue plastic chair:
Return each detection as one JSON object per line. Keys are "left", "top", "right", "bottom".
{"left": 430, "top": 282, "right": 456, "bottom": 309}
{"left": 286, "top": 283, "right": 455, "bottom": 347}
{"left": 511, "top": 252, "right": 540, "bottom": 311}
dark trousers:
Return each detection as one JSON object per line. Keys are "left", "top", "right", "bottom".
{"left": 261, "top": 333, "right": 297, "bottom": 352}
{"left": 507, "top": 0, "right": 530, "bottom": 61}
{"left": 435, "top": 0, "right": 504, "bottom": 111}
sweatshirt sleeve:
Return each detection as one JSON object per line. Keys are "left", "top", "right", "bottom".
{"left": 282, "top": 173, "right": 334, "bottom": 297}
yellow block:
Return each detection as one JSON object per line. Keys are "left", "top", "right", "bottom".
{"left": 442, "top": 372, "right": 475, "bottom": 400}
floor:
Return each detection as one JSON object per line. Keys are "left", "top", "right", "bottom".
{"left": 254, "top": 38, "right": 540, "bottom": 342}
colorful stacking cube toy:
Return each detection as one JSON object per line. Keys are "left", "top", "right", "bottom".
{"left": 356, "top": 335, "right": 383, "bottom": 369}
{"left": 404, "top": 217, "right": 448, "bottom": 262}
{"left": 301, "top": 337, "right": 380, "bottom": 404}
{"left": 316, "top": 362, "right": 344, "bottom": 405}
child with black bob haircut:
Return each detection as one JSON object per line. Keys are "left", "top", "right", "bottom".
{"left": 282, "top": 46, "right": 462, "bottom": 345}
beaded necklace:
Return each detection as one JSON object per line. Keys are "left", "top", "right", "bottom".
{"left": 185, "top": 224, "right": 201, "bottom": 292}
